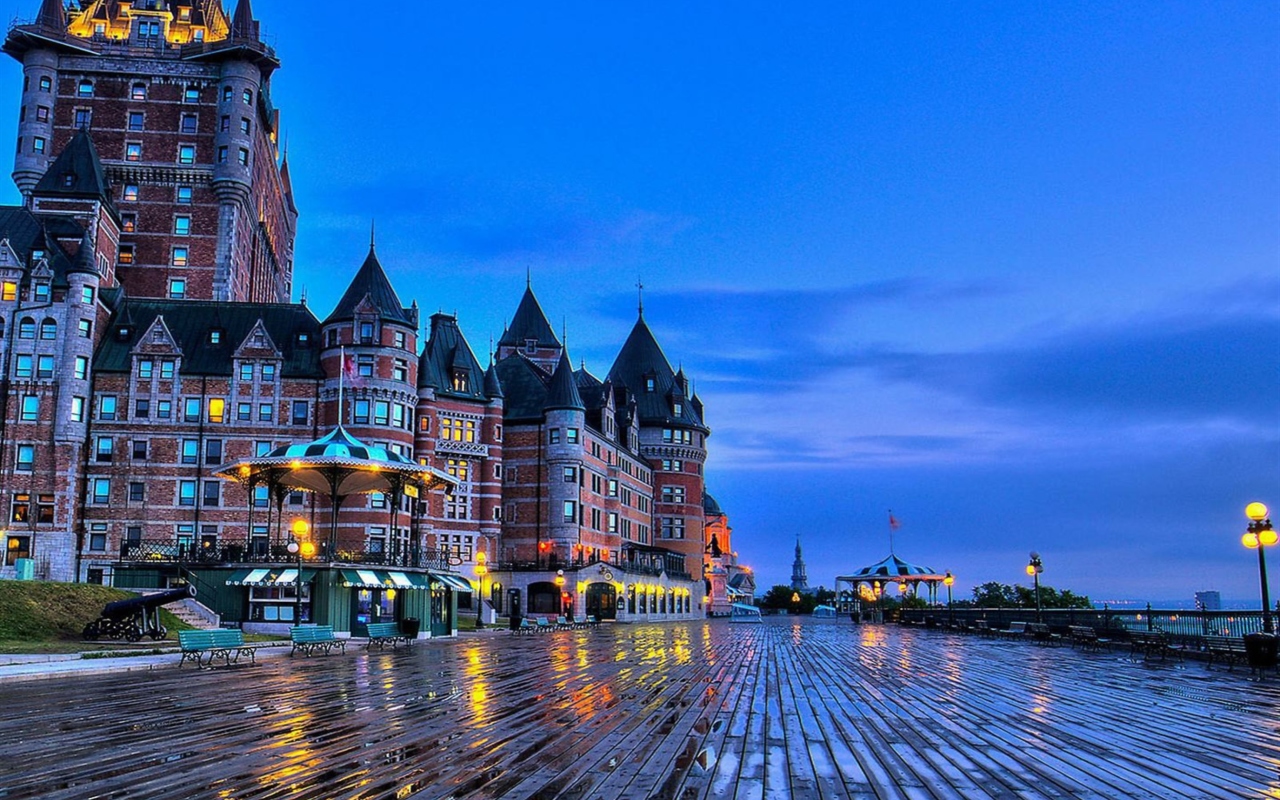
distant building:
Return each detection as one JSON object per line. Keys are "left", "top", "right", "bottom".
{"left": 790, "top": 536, "right": 809, "bottom": 591}
{"left": 1195, "top": 591, "right": 1221, "bottom": 611}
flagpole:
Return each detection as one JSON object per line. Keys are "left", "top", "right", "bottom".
{"left": 338, "top": 345, "right": 345, "bottom": 429}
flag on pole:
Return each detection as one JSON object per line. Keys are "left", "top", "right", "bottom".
{"left": 888, "top": 512, "right": 901, "bottom": 530}
{"left": 343, "top": 349, "right": 363, "bottom": 387}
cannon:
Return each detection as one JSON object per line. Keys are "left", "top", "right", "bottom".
{"left": 83, "top": 585, "right": 196, "bottom": 642}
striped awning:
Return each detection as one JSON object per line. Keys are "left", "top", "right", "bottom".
{"left": 226, "top": 568, "right": 317, "bottom": 587}
{"left": 339, "top": 569, "right": 431, "bottom": 590}
{"left": 431, "top": 573, "right": 475, "bottom": 593}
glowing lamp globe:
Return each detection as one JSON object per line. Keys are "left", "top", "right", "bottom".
{"left": 943, "top": 573, "right": 955, "bottom": 587}
{"left": 1244, "top": 532, "right": 1260, "bottom": 549}
{"left": 1246, "top": 502, "right": 1269, "bottom": 522}
{"left": 1263, "top": 529, "right": 1279, "bottom": 547}
{"left": 1026, "top": 564, "right": 1037, "bottom": 576}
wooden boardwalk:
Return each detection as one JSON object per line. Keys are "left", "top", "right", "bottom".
{"left": 0, "top": 619, "right": 1276, "bottom": 799}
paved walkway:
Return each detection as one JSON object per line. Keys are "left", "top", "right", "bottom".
{"left": 0, "top": 619, "right": 1275, "bottom": 799}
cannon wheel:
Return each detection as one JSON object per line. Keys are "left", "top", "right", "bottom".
{"left": 125, "top": 625, "right": 143, "bottom": 643}
{"left": 82, "top": 621, "right": 101, "bottom": 640}
{"left": 149, "top": 625, "right": 168, "bottom": 641}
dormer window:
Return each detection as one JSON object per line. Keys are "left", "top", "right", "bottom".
{"left": 115, "top": 325, "right": 132, "bottom": 342}
{"left": 673, "top": 402, "right": 683, "bottom": 417}
{"left": 33, "top": 284, "right": 49, "bottom": 303}
{"left": 451, "top": 370, "right": 469, "bottom": 393}
{"left": 359, "top": 321, "right": 375, "bottom": 344}
{"left": 524, "top": 338, "right": 537, "bottom": 354}
{"left": 61, "top": 174, "right": 75, "bottom": 189}
{"left": 645, "top": 376, "right": 656, "bottom": 392}
{"left": 31, "top": 249, "right": 44, "bottom": 263}
{"left": 296, "top": 332, "right": 310, "bottom": 347}
{"left": 209, "top": 329, "right": 223, "bottom": 345}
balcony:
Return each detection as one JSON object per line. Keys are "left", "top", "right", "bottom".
{"left": 119, "top": 538, "right": 457, "bottom": 571}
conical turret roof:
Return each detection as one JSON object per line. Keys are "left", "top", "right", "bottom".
{"left": 607, "top": 315, "right": 706, "bottom": 429}
{"left": 498, "top": 285, "right": 560, "bottom": 349}
{"left": 545, "top": 351, "right": 585, "bottom": 412}
{"left": 230, "top": 0, "right": 259, "bottom": 39}
{"left": 68, "top": 228, "right": 96, "bottom": 276}
{"left": 483, "top": 361, "right": 504, "bottom": 400}
{"left": 33, "top": 129, "right": 112, "bottom": 202}
{"left": 324, "top": 246, "right": 415, "bottom": 327}
{"left": 36, "top": 0, "right": 66, "bottom": 29}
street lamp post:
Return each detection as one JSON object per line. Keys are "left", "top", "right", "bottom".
{"left": 474, "top": 551, "right": 488, "bottom": 629}
{"left": 943, "top": 571, "right": 955, "bottom": 628}
{"left": 1244, "top": 502, "right": 1276, "bottom": 634}
{"left": 1026, "top": 552, "right": 1043, "bottom": 622}
{"left": 288, "top": 519, "right": 311, "bottom": 624}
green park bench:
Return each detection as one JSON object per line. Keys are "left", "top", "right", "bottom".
{"left": 290, "top": 625, "right": 346, "bottom": 657}
{"left": 179, "top": 629, "right": 257, "bottom": 669}
{"left": 366, "top": 621, "right": 413, "bottom": 649}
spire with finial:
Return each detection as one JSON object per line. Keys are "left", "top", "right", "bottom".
{"left": 35, "top": 0, "right": 66, "bottom": 30}
{"left": 637, "top": 277, "right": 645, "bottom": 317}
{"left": 369, "top": 220, "right": 376, "bottom": 251}
{"left": 231, "top": 0, "right": 260, "bottom": 40}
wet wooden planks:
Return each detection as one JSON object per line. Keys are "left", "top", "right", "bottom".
{"left": 0, "top": 620, "right": 1277, "bottom": 799}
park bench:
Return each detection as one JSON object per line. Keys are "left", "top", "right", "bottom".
{"left": 1069, "top": 625, "right": 1102, "bottom": 651}
{"left": 1128, "top": 630, "right": 1180, "bottom": 662}
{"left": 512, "top": 618, "right": 536, "bottom": 635}
{"left": 584, "top": 615, "right": 600, "bottom": 628}
{"left": 1202, "top": 636, "right": 1248, "bottom": 671}
{"left": 366, "top": 621, "right": 413, "bottom": 649}
{"left": 179, "top": 629, "right": 257, "bottom": 669}
{"left": 969, "top": 620, "right": 992, "bottom": 636}
{"left": 556, "top": 616, "right": 580, "bottom": 630}
{"left": 290, "top": 624, "right": 346, "bottom": 657}
{"left": 1026, "top": 622, "right": 1060, "bottom": 645}
{"left": 1002, "top": 621, "right": 1029, "bottom": 639}
{"left": 534, "top": 617, "right": 556, "bottom": 633}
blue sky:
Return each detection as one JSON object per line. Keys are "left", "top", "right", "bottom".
{"left": 10, "top": 1, "right": 1279, "bottom": 601}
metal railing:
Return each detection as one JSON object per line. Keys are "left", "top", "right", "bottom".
{"left": 120, "top": 539, "right": 457, "bottom": 571}
{"left": 898, "top": 606, "right": 1272, "bottom": 643}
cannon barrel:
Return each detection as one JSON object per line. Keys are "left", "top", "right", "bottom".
{"left": 100, "top": 585, "right": 196, "bottom": 621}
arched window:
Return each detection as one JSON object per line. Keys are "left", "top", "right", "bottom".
{"left": 39, "top": 319, "right": 56, "bottom": 340}
{"left": 18, "top": 317, "right": 35, "bottom": 339}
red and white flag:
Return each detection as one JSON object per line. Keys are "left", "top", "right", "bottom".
{"left": 888, "top": 512, "right": 901, "bottom": 530}
{"left": 342, "top": 347, "right": 363, "bottom": 387}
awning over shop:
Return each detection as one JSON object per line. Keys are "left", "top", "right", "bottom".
{"left": 339, "top": 568, "right": 431, "bottom": 590}
{"left": 431, "top": 573, "right": 475, "bottom": 593}
{"left": 226, "top": 568, "right": 317, "bottom": 587}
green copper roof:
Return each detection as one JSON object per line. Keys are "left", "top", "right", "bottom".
{"left": 498, "top": 285, "right": 560, "bottom": 349}
{"left": 607, "top": 315, "right": 707, "bottom": 430}
{"left": 95, "top": 299, "right": 323, "bottom": 378}
{"left": 323, "top": 247, "right": 415, "bottom": 327}
{"left": 418, "top": 313, "right": 490, "bottom": 401}
{"left": 33, "top": 129, "right": 112, "bottom": 203}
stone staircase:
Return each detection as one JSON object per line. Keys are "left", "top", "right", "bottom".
{"left": 166, "top": 598, "right": 221, "bottom": 630}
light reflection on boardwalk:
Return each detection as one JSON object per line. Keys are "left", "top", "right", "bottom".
{"left": 1, "top": 619, "right": 1277, "bottom": 799}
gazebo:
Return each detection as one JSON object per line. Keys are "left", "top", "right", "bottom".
{"left": 836, "top": 554, "right": 950, "bottom": 606}
{"left": 214, "top": 425, "right": 457, "bottom": 559}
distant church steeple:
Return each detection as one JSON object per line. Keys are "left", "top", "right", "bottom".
{"left": 790, "top": 535, "right": 809, "bottom": 592}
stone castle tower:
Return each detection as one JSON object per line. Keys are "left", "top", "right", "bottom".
{"left": 5, "top": 0, "right": 297, "bottom": 304}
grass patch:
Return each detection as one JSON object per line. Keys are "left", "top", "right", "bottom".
{"left": 0, "top": 580, "right": 196, "bottom": 649}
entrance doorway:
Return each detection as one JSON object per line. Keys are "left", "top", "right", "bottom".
{"left": 528, "top": 582, "right": 560, "bottom": 615}
{"left": 429, "top": 587, "right": 452, "bottom": 636}
{"left": 351, "top": 588, "right": 396, "bottom": 637}
{"left": 585, "top": 582, "right": 618, "bottom": 621}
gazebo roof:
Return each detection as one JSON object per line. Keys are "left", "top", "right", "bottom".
{"left": 215, "top": 425, "right": 457, "bottom": 497}
{"left": 837, "top": 554, "right": 946, "bottom": 584}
